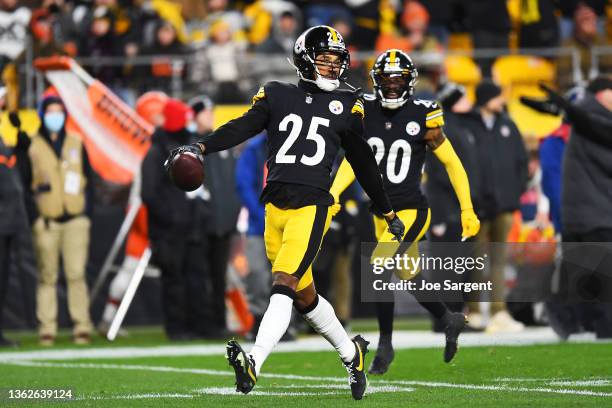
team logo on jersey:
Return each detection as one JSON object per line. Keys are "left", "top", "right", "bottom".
{"left": 406, "top": 121, "right": 420, "bottom": 136}
{"left": 329, "top": 100, "right": 343, "bottom": 115}
{"left": 501, "top": 125, "right": 511, "bottom": 137}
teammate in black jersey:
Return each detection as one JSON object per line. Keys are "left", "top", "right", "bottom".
{"left": 331, "top": 49, "right": 481, "bottom": 374}
{"left": 166, "top": 26, "right": 405, "bottom": 400}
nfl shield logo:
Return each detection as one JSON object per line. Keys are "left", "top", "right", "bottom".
{"left": 385, "top": 122, "right": 392, "bottom": 130}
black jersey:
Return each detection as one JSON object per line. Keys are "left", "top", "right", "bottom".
{"left": 363, "top": 95, "right": 445, "bottom": 212}
{"left": 258, "top": 81, "right": 361, "bottom": 192}
{"left": 199, "top": 80, "right": 393, "bottom": 213}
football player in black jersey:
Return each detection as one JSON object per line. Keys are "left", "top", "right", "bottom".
{"left": 166, "top": 26, "right": 405, "bottom": 400}
{"left": 331, "top": 49, "right": 481, "bottom": 374}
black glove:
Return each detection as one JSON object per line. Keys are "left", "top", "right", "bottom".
{"left": 519, "top": 96, "right": 562, "bottom": 116}
{"left": 8, "top": 112, "right": 21, "bottom": 129}
{"left": 540, "top": 83, "right": 570, "bottom": 111}
{"left": 164, "top": 143, "right": 204, "bottom": 173}
{"left": 385, "top": 214, "right": 405, "bottom": 242}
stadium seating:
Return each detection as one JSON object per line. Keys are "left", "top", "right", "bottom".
{"left": 493, "top": 55, "right": 561, "bottom": 138}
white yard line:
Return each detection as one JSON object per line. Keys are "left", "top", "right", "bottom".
{"left": 77, "top": 384, "right": 415, "bottom": 400}
{"left": 79, "top": 393, "right": 195, "bottom": 401}
{"left": 0, "top": 328, "right": 605, "bottom": 362}
{"left": 495, "top": 377, "right": 612, "bottom": 386}
{"left": 548, "top": 380, "right": 611, "bottom": 387}
{"left": 2, "top": 359, "right": 611, "bottom": 398}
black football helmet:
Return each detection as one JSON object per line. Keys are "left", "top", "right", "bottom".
{"left": 370, "top": 49, "right": 418, "bottom": 109}
{"left": 292, "top": 25, "right": 350, "bottom": 91}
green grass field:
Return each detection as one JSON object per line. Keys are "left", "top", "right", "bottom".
{"left": 1, "top": 322, "right": 611, "bottom": 407}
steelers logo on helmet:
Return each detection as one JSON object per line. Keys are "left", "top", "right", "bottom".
{"left": 370, "top": 49, "right": 418, "bottom": 110}
{"left": 292, "top": 25, "right": 350, "bottom": 92}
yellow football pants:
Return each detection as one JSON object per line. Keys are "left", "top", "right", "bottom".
{"left": 264, "top": 203, "right": 332, "bottom": 292}
{"left": 371, "top": 208, "right": 431, "bottom": 280}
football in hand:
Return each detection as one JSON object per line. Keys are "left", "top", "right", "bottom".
{"left": 169, "top": 151, "right": 204, "bottom": 191}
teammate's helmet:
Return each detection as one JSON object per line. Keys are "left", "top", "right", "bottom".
{"left": 292, "top": 25, "right": 350, "bottom": 91}
{"left": 370, "top": 49, "right": 418, "bottom": 109}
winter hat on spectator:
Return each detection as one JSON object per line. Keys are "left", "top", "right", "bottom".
{"left": 38, "top": 95, "right": 65, "bottom": 119}
{"left": 587, "top": 76, "right": 612, "bottom": 94}
{"left": 402, "top": 0, "right": 430, "bottom": 28}
{"left": 436, "top": 82, "right": 465, "bottom": 110}
{"left": 188, "top": 95, "right": 214, "bottom": 115}
{"left": 163, "top": 98, "right": 193, "bottom": 132}
{"left": 475, "top": 80, "right": 502, "bottom": 107}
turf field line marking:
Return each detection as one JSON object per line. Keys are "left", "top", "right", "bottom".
{"left": 548, "top": 380, "right": 611, "bottom": 387}
{"left": 494, "top": 377, "right": 562, "bottom": 382}
{"left": 77, "top": 393, "right": 195, "bottom": 400}
{"left": 3, "top": 360, "right": 610, "bottom": 398}
{"left": 81, "top": 384, "right": 415, "bottom": 399}
{"left": 494, "top": 377, "right": 612, "bottom": 385}
{"left": 0, "top": 328, "right": 606, "bottom": 361}
{"left": 384, "top": 380, "right": 612, "bottom": 397}
{"left": 0, "top": 360, "right": 234, "bottom": 377}
{"left": 197, "top": 387, "right": 342, "bottom": 396}
{"left": 250, "top": 384, "right": 415, "bottom": 393}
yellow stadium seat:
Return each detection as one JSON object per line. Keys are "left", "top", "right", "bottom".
{"left": 507, "top": 95, "right": 562, "bottom": 139}
{"left": 447, "top": 33, "right": 473, "bottom": 52}
{"left": 492, "top": 55, "right": 559, "bottom": 138}
{"left": 0, "top": 110, "right": 39, "bottom": 146}
{"left": 492, "top": 55, "right": 555, "bottom": 87}
{"left": 444, "top": 55, "right": 482, "bottom": 104}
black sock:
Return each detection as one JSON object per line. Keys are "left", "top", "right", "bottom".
{"left": 418, "top": 300, "right": 448, "bottom": 320}
{"left": 376, "top": 301, "right": 394, "bottom": 339}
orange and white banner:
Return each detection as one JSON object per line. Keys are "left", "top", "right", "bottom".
{"left": 35, "top": 57, "right": 153, "bottom": 184}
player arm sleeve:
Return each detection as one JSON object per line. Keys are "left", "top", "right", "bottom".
{"left": 198, "top": 99, "right": 270, "bottom": 154}
{"left": 329, "top": 158, "right": 356, "bottom": 202}
{"left": 340, "top": 115, "right": 393, "bottom": 215}
{"left": 432, "top": 138, "right": 474, "bottom": 211}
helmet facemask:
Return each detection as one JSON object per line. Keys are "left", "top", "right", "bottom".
{"left": 309, "top": 50, "right": 349, "bottom": 91}
{"left": 292, "top": 26, "right": 350, "bottom": 92}
{"left": 371, "top": 50, "right": 418, "bottom": 109}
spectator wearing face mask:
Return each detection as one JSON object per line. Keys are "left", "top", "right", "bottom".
{"left": 20, "top": 95, "right": 94, "bottom": 346}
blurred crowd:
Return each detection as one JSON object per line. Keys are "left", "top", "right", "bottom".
{"left": 0, "top": 0, "right": 611, "bottom": 346}
{"left": 1, "top": 0, "right": 611, "bottom": 107}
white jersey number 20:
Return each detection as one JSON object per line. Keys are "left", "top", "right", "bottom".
{"left": 367, "top": 137, "right": 412, "bottom": 184}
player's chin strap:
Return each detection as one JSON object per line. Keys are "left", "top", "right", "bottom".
{"left": 286, "top": 57, "right": 340, "bottom": 92}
